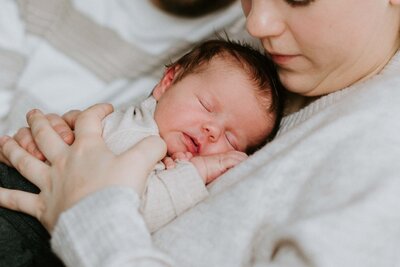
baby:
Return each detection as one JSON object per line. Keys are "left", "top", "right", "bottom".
{"left": 0, "top": 39, "right": 284, "bottom": 232}
{"left": 101, "top": 39, "right": 284, "bottom": 231}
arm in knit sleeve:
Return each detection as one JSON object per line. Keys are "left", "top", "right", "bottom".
{"left": 141, "top": 161, "right": 209, "bottom": 233}
{"left": 51, "top": 187, "right": 174, "bottom": 267}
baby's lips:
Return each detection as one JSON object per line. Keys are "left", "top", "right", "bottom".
{"left": 182, "top": 133, "right": 199, "bottom": 154}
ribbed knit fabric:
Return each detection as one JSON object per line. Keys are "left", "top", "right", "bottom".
{"left": 279, "top": 50, "right": 400, "bottom": 135}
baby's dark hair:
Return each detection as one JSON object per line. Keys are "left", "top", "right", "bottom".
{"left": 167, "top": 38, "right": 285, "bottom": 154}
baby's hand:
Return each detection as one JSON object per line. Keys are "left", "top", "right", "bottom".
{"left": 162, "top": 151, "right": 193, "bottom": 169}
{"left": 190, "top": 151, "right": 248, "bottom": 184}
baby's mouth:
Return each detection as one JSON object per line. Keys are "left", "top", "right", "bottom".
{"left": 183, "top": 133, "right": 199, "bottom": 154}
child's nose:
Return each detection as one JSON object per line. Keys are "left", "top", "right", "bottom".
{"left": 203, "top": 123, "right": 222, "bottom": 143}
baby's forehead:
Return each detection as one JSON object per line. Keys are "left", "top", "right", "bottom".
{"left": 206, "top": 53, "right": 247, "bottom": 71}
{"left": 200, "top": 56, "right": 260, "bottom": 87}
{"left": 201, "top": 57, "right": 274, "bottom": 114}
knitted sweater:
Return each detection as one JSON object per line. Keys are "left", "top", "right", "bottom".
{"left": 102, "top": 96, "right": 208, "bottom": 233}
{"left": 0, "top": 0, "right": 252, "bottom": 135}
{"left": 52, "top": 51, "right": 400, "bottom": 267}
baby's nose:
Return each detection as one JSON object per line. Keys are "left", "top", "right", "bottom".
{"left": 203, "top": 123, "right": 222, "bottom": 143}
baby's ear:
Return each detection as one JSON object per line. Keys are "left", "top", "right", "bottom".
{"left": 152, "top": 65, "right": 180, "bottom": 100}
{"left": 389, "top": 0, "right": 400, "bottom": 5}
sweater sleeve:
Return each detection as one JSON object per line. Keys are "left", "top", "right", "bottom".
{"left": 51, "top": 187, "right": 174, "bottom": 267}
{"left": 141, "top": 161, "right": 209, "bottom": 233}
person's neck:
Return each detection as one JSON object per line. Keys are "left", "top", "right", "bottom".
{"left": 356, "top": 41, "right": 400, "bottom": 84}
{"left": 284, "top": 43, "right": 400, "bottom": 116}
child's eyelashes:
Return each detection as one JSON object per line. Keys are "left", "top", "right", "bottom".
{"left": 225, "top": 132, "right": 238, "bottom": 151}
{"left": 198, "top": 98, "right": 212, "bottom": 112}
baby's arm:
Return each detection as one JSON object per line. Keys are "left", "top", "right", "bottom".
{"left": 165, "top": 151, "right": 248, "bottom": 184}
{"left": 190, "top": 151, "right": 248, "bottom": 184}
{"left": 141, "top": 162, "right": 209, "bottom": 232}
{"left": 140, "top": 151, "right": 247, "bottom": 232}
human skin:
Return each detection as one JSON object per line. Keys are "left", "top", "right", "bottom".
{"left": 241, "top": 0, "right": 400, "bottom": 96}
{"left": 152, "top": 57, "right": 271, "bottom": 157}
{"left": 164, "top": 150, "right": 248, "bottom": 184}
{"left": 151, "top": 57, "right": 271, "bottom": 183}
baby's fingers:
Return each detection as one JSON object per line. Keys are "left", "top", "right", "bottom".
{"left": 219, "top": 151, "right": 248, "bottom": 169}
{"left": 13, "top": 127, "right": 45, "bottom": 161}
{"left": 26, "top": 109, "right": 69, "bottom": 162}
{"left": 171, "top": 151, "right": 193, "bottom": 161}
{"left": 46, "top": 113, "right": 75, "bottom": 145}
{"left": 162, "top": 157, "right": 176, "bottom": 169}
{"left": 61, "top": 109, "right": 81, "bottom": 131}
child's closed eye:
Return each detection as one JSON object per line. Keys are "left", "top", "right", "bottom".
{"left": 198, "top": 97, "right": 212, "bottom": 112}
{"left": 225, "top": 132, "right": 238, "bottom": 151}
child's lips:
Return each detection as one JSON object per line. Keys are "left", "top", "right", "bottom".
{"left": 182, "top": 133, "right": 199, "bottom": 154}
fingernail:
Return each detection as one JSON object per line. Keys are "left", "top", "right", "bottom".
{"left": 26, "top": 109, "right": 41, "bottom": 118}
{"left": 61, "top": 132, "right": 75, "bottom": 144}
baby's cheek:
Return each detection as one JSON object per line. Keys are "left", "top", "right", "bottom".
{"left": 200, "top": 142, "right": 233, "bottom": 156}
{"left": 162, "top": 135, "right": 183, "bottom": 155}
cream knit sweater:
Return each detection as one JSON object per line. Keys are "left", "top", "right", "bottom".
{"left": 103, "top": 96, "right": 208, "bottom": 233}
{"left": 52, "top": 52, "right": 400, "bottom": 267}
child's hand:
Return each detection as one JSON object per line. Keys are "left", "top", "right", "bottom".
{"left": 162, "top": 151, "right": 193, "bottom": 169}
{"left": 190, "top": 151, "right": 248, "bottom": 184}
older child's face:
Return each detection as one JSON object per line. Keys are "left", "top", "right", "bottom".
{"left": 241, "top": 0, "right": 400, "bottom": 96}
{"left": 152, "top": 58, "right": 272, "bottom": 156}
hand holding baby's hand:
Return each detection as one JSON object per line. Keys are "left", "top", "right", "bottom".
{"left": 0, "top": 111, "right": 78, "bottom": 165}
{"left": 190, "top": 151, "right": 248, "bottom": 184}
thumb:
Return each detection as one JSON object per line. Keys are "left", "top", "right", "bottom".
{"left": 133, "top": 135, "right": 167, "bottom": 167}
{"left": 119, "top": 136, "right": 167, "bottom": 191}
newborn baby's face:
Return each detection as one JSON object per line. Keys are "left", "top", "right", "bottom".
{"left": 152, "top": 58, "right": 272, "bottom": 157}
